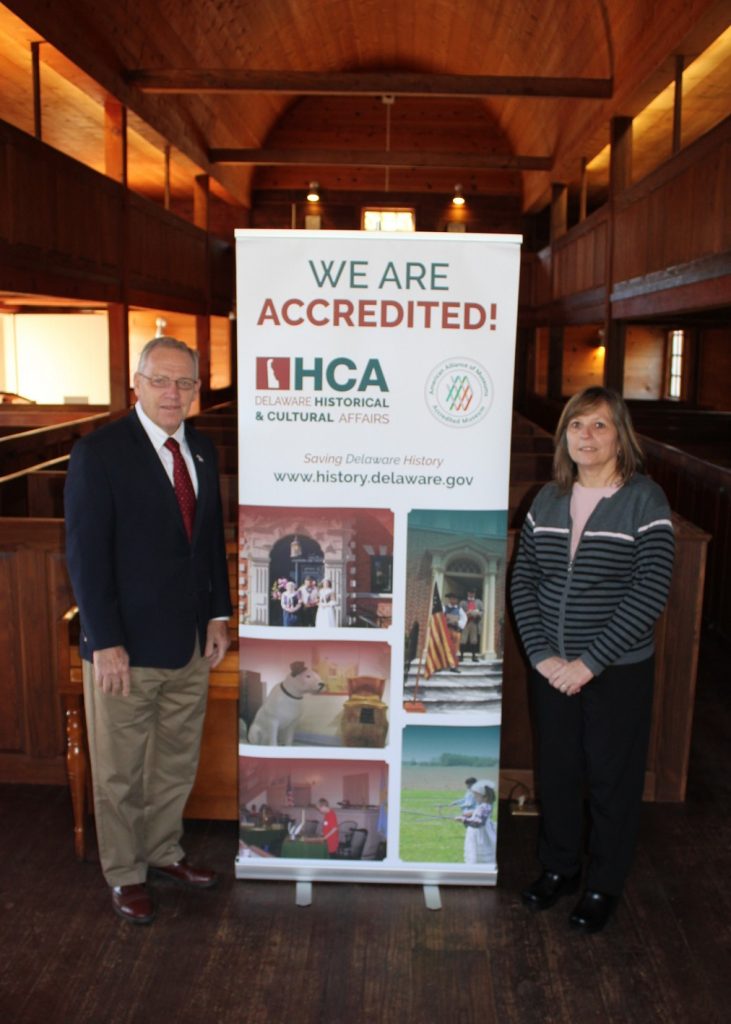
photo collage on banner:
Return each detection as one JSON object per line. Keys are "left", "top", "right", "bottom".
{"left": 235, "top": 230, "right": 521, "bottom": 885}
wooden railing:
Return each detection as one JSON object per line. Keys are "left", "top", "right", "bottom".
{"left": 0, "top": 117, "right": 233, "bottom": 316}
{"left": 519, "top": 115, "right": 731, "bottom": 321}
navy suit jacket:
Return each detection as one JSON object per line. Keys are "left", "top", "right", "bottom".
{"left": 64, "top": 409, "right": 232, "bottom": 669}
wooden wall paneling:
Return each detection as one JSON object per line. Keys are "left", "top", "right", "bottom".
{"left": 126, "top": 194, "right": 208, "bottom": 310}
{"left": 108, "top": 302, "right": 130, "bottom": 413}
{"left": 623, "top": 324, "right": 666, "bottom": 399}
{"left": 208, "top": 235, "right": 235, "bottom": 316}
{"left": 698, "top": 328, "right": 731, "bottom": 410}
{"left": 561, "top": 324, "right": 605, "bottom": 394}
{"left": 0, "top": 518, "right": 70, "bottom": 783}
{"left": 613, "top": 116, "right": 731, "bottom": 286}
{"left": 550, "top": 209, "right": 609, "bottom": 300}
{"left": 0, "top": 549, "right": 23, "bottom": 751}
{"left": 2, "top": 122, "right": 233, "bottom": 319}
{"left": 652, "top": 516, "right": 709, "bottom": 801}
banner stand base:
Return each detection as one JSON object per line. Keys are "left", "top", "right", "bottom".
{"left": 293, "top": 881, "right": 441, "bottom": 909}
{"left": 423, "top": 885, "right": 442, "bottom": 911}
{"left": 295, "top": 881, "right": 313, "bottom": 907}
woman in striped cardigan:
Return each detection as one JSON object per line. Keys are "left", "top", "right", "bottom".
{"left": 511, "top": 387, "right": 674, "bottom": 933}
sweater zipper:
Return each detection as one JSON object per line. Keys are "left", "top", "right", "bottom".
{"left": 559, "top": 494, "right": 611, "bottom": 657}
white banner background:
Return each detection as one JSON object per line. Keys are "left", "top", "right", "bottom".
{"left": 236, "top": 230, "right": 521, "bottom": 885}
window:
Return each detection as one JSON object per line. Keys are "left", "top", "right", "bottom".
{"left": 370, "top": 555, "right": 393, "bottom": 593}
{"left": 361, "top": 208, "right": 415, "bottom": 232}
{"left": 666, "top": 329, "right": 685, "bottom": 399}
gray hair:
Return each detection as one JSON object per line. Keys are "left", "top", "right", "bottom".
{"left": 137, "top": 337, "right": 199, "bottom": 378}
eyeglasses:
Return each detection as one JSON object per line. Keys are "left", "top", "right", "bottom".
{"left": 137, "top": 373, "right": 198, "bottom": 391}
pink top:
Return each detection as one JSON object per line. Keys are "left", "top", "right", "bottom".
{"left": 570, "top": 482, "right": 621, "bottom": 559}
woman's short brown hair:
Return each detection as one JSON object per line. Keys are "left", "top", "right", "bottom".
{"left": 553, "top": 387, "right": 644, "bottom": 493}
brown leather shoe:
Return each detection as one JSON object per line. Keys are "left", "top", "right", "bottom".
{"left": 111, "top": 884, "right": 155, "bottom": 924}
{"left": 149, "top": 859, "right": 218, "bottom": 889}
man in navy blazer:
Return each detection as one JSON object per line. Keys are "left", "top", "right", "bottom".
{"left": 65, "top": 337, "right": 232, "bottom": 924}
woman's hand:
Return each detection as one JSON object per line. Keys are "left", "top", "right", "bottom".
{"left": 547, "top": 658, "right": 594, "bottom": 696}
{"left": 536, "top": 656, "right": 567, "bottom": 680}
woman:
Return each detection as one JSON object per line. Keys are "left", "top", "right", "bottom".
{"left": 315, "top": 578, "right": 337, "bottom": 628}
{"left": 456, "top": 780, "right": 497, "bottom": 865}
{"left": 280, "top": 581, "right": 302, "bottom": 626}
{"left": 511, "top": 387, "right": 674, "bottom": 933}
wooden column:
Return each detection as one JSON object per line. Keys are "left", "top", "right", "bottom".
{"left": 164, "top": 144, "right": 172, "bottom": 210}
{"left": 579, "top": 158, "right": 588, "bottom": 222}
{"left": 193, "top": 174, "right": 210, "bottom": 231}
{"left": 550, "top": 183, "right": 568, "bottom": 242}
{"left": 196, "top": 315, "right": 211, "bottom": 404}
{"left": 108, "top": 303, "right": 130, "bottom": 413}
{"left": 547, "top": 325, "right": 564, "bottom": 400}
{"left": 193, "top": 175, "right": 211, "bottom": 404}
{"left": 672, "top": 55, "right": 685, "bottom": 155}
{"left": 31, "top": 41, "right": 42, "bottom": 140}
{"left": 104, "top": 100, "right": 129, "bottom": 409}
{"left": 104, "top": 99, "right": 127, "bottom": 186}
{"left": 603, "top": 320, "right": 625, "bottom": 392}
{"left": 609, "top": 116, "right": 632, "bottom": 196}
{"left": 606, "top": 116, "right": 633, "bottom": 391}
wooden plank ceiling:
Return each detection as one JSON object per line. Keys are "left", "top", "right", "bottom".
{"left": 0, "top": 0, "right": 729, "bottom": 214}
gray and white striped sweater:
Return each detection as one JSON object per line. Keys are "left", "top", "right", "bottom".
{"left": 510, "top": 474, "right": 675, "bottom": 677}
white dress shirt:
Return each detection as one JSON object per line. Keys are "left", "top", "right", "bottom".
{"left": 134, "top": 401, "right": 199, "bottom": 496}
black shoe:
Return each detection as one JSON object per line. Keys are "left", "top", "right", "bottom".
{"left": 569, "top": 890, "right": 614, "bottom": 933}
{"left": 521, "top": 870, "right": 580, "bottom": 911}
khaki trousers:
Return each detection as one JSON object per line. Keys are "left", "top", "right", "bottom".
{"left": 82, "top": 645, "right": 210, "bottom": 887}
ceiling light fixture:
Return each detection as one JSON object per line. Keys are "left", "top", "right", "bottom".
{"left": 306, "top": 181, "right": 320, "bottom": 203}
{"left": 452, "top": 184, "right": 466, "bottom": 207}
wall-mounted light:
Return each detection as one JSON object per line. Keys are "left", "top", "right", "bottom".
{"left": 306, "top": 181, "right": 320, "bottom": 203}
{"left": 452, "top": 184, "right": 466, "bottom": 207}
{"left": 290, "top": 535, "right": 302, "bottom": 558}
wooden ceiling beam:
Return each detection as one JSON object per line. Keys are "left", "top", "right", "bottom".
{"left": 209, "top": 147, "right": 553, "bottom": 171}
{"left": 127, "top": 68, "right": 613, "bottom": 100}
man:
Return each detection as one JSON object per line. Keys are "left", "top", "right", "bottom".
{"left": 459, "top": 589, "right": 484, "bottom": 662}
{"left": 443, "top": 592, "right": 466, "bottom": 673}
{"left": 65, "top": 337, "right": 232, "bottom": 924}
{"left": 299, "top": 576, "right": 319, "bottom": 626}
{"left": 315, "top": 798, "right": 340, "bottom": 857}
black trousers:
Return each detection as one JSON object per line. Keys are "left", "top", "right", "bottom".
{"left": 530, "top": 657, "right": 654, "bottom": 896}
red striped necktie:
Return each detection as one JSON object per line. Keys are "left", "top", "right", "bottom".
{"left": 164, "top": 437, "right": 196, "bottom": 540}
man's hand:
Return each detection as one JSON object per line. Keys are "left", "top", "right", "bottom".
{"left": 204, "top": 619, "right": 230, "bottom": 669}
{"left": 93, "top": 646, "right": 131, "bottom": 696}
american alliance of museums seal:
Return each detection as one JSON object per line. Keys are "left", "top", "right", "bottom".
{"left": 424, "top": 357, "right": 493, "bottom": 427}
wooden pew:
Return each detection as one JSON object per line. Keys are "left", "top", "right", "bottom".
{"left": 0, "top": 412, "right": 110, "bottom": 476}
{"left": 0, "top": 461, "right": 68, "bottom": 516}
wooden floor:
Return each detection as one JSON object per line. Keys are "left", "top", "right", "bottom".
{"left": 1, "top": 632, "right": 729, "bottom": 1024}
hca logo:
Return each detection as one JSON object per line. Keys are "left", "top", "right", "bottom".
{"left": 255, "top": 357, "right": 388, "bottom": 392}
{"left": 256, "top": 357, "right": 290, "bottom": 390}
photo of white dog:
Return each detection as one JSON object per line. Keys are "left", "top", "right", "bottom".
{"left": 247, "top": 661, "right": 325, "bottom": 745}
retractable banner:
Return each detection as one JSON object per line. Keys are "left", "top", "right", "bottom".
{"left": 235, "top": 229, "right": 521, "bottom": 885}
